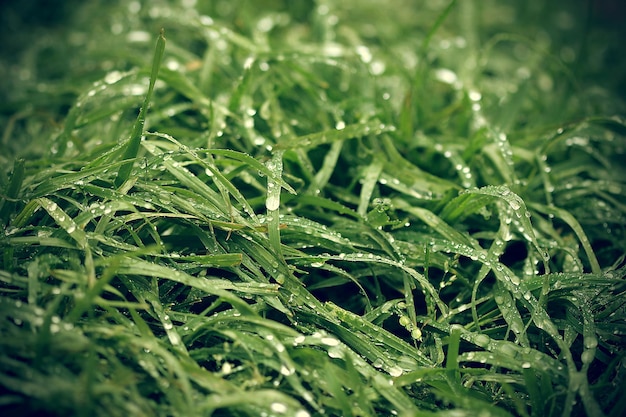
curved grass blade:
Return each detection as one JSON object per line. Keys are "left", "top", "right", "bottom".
{"left": 35, "top": 197, "right": 87, "bottom": 250}
{"left": 274, "top": 121, "right": 395, "bottom": 150}
{"left": 1, "top": 158, "right": 25, "bottom": 225}
{"left": 115, "top": 29, "right": 166, "bottom": 188}
{"left": 112, "top": 256, "right": 278, "bottom": 297}
{"left": 529, "top": 202, "right": 601, "bottom": 275}
{"left": 462, "top": 185, "right": 548, "bottom": 261}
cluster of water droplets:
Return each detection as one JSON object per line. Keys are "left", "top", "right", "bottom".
{"left": 378, "top": 176, "right": 433, "bottom": 201}
{"left": 433, "top": 143, "right": 474, "bottom": 188}
{"left": 265, "top": 158, "right": 281, "bottom": 212}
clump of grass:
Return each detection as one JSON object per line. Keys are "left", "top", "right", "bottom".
{"left": 1, "top": 1, "right": 625, "bottom": 416}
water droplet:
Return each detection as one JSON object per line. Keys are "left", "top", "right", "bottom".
{"left": 474, "top": 334, "right": 490, "bottom": 348}
{"left": 355, "top": 45, "right": 372, "bottom": 63}
{"left": 435, "top": 68, "right": 458, "bottom": 85}
{"left": 581, "top": 349, "right": 595, "bottom": 364}
{"left": 321, "top": 337, "right": 339, "bottom": 346}
{"left": 199, "top": 15, "right": 214, "bottom": 26}
{"left": 327, "top": 347, "right": 343, "bottom": 359}
{"left": 388, "top": 366, "right": 403, "bottom": 377}
{"left": 370, "top": 60, "right": 386, "bottom": 75}
{"left": 469, "top": 90, "right": 482, "bottom": 101}
{"left": 411, "top": 328, "right": 422, "bottom": 340}
{"left": 584, "top": 336, "right": 598, "bottom": 349}
{"left": 498, "top": 343, "right": 517, "bottom": 357}
{"left": 266, "top": 193, "right": 280, "bottom": 211}
{"left": 280, "top": 365, "right": 294, "bottom": 376}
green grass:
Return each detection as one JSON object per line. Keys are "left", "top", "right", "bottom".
{"left": 1, "top": 1, "right": 625, "bottom": 416}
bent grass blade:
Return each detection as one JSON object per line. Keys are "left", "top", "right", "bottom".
{"left": 115, "top": 29, "right": 166, "bottom": 188}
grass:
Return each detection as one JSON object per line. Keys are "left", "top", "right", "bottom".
{"left": 1, "top": 0, "right": 625, "bottom": 416}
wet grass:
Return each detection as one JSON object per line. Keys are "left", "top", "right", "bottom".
{"left": 1, "top": 1, "right": 625, "bottom": 416}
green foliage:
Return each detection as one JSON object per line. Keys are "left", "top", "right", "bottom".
{"left": 1, "top": 1, "right": 625, "bottom": 416}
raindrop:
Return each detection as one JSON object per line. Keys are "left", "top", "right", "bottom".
{"left": 498, "top": 343, "right": 517, "bottom": 357}
{"left": 266, "top": 195, "right": 280, "bottom": 211}
{"left": 584, "top": 336, "right": 598, "bottom": 349}
{"left": 370, "top": 61, "right": 386, "bottom": 75}
{"left": 321, "top": 337, "right": 339, "bottom": 346}
{"left": 127, "top": 30, "right": 151, "bottom": 43}
{"left": 200, "top": 15, "right": 214, "bottom": 26}
{"left": 411, "top": 328, "right": 422, "bottom": 340}
{"left": 270, "top": 403, "right": 288, "bottom": 414}
{"left": 509, "top": 198, "right": 521, "bottom": 211}
{"left": 474, "top": 334, "right": 490, "bottom": 348}
{"left": 388, "top": 366, "right": 403, "bottom": 377}
{"left": 581, "top": 349, "right": 595, "bottom": 364}
{"left": 222, "top": 362, "right": 233, "bottom": 374}
{"left": 327, "top": 347, "right": 343, "bottom": 358}
{"left": 280, "top": 365, "right": 294, "bottom": 376}
{"left": 356, "top": 45, "right": 372, "bottom": 63}
{"left": 435, "top": 68, "right": 458, "bottom": 85}
{"left": 469, "top": 90, "right": 482, "bottom": 101}
{"left": 244, "top": 57, "right": 257, "bottom": 72}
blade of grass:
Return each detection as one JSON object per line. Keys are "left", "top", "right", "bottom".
{"left": 0, "top": 158, "right": 25, "bottom": 225}
{"left": 115, "top": 29, "right": 166, "bottom": 188}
